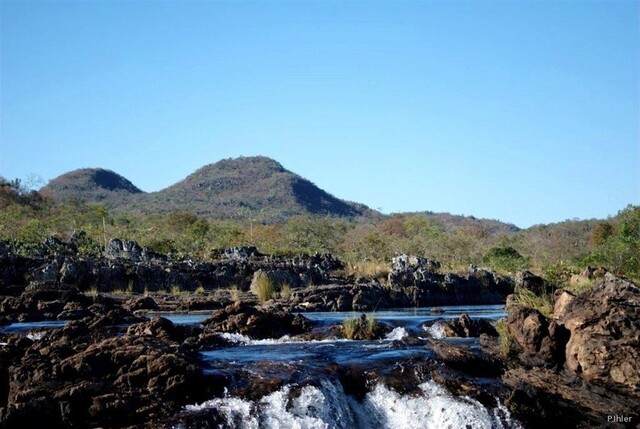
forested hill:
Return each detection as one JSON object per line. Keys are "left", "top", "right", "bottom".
{"left": 42, "top": 156, "right": 375, "bottom": 222}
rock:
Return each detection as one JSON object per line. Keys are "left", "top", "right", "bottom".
{"left": 390, "top": 254, "right": 441, "bottom": 272}
{"left": 428, "top": 314, "right": 499, "bottom": 338}
{"left": 515, "top": 270, "right": 551, "bottom": 295}
{"left": 503, "top": 367, "right": 639, "bottom": 429}
{"left": 552, "top": 289, "right": 575, "bottom": 320}
{"left": 507, "top": 306, "right": 569, "bottom": 367}
{"left": 215, "top": 246, "right": 263, "bottom": 260}
{"left": 430, "top": 340, "right": 503, "bottom": 377}
{"left": 202, "top": 301, "right": 315, "bottom": 339}
{"left": 352, "top": 287, "right": 383, "bottom": 311}
{"left": 125, "top": 295, "right": 158, "bottom": 311}
{"left": 560, "top": 273, "right": 640, "bottom": 392}
{"left": 250, "top": 269, "right": 299, "bottom": 294}
{"left": 0, "top": 316, "right": 218, "bottom": 428}
{"left": 105, "top": 239, "right": 162, "bottom": 262}
{"left": 59, "top": 259, "right": 88, "bottom": 286}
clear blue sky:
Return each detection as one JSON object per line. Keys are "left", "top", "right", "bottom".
{"left": 1, "top": 0, "right": 638, "bottom": 228}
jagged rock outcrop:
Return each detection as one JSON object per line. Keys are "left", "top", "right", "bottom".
{"left": 514, "top": 270, "right": 551, "bottom": 295}
{"left": 386, "top": 254, "right": 513, "bottom": 307}
{"left": 560, "top": 273, "right": 640, "bottom": 392}
{"left": 507, "top": 306, "right": 569, "bottom": 367}
{"left": 503, "top": 272, "right": 640, "bottom": 427}
{"left": 0, "top": 317, "right": 218, "bottom": 428}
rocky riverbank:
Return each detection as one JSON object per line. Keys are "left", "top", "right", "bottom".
{"left": 0, "top": 237, "right": 513, "bottom": 324}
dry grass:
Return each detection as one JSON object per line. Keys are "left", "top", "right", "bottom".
{"left": 513, "top": 288, "right": 554, "bottom": 318}
{"left": 229, "top": 285, "right": 242, "bottom": 302}
{"left": 342, "top": 314, "right": 377, "bottom": 340}
{"left": 85, "top": 285, "right": 99, "bottom": 296}
{"left": 251, "top": 272, "right": 276, "bottom": 303}
{"left": 347, "top": 261, "right": 390, "bottom": 283}
{"left": 170, "top": 284, "right": 183, "bottom": 296}
{"left": 565, "top": 276, "right": 595, "bottom": 295}
{"left": 495, "top": 319, "right": 512, "bottom": 357}
{"left": 279, "top": 283, "right": 292, "bottom": 300}
{"left": 195, "top": 285, "right": 206, "bottom": 295}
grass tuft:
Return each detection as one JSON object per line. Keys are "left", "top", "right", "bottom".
{"left": 229, "top": 285, "right": 242, "bottom": 303}
{"left": 85, "top": 285, "right": 99, "bottom": 296}
{"left": 513, "top": 288, "right": 554, "bottom": 318}
{"left": 495, "top": 319, "right": 512, "bottom": 357}
{"left": 347, "top": 261, "right": 390, "bottom": 283}
{"left": 342, "top": 314, "right": 378, "bottom": 340}
{"left": 279, "top": 283, "right": 292, "bottom": 300}
{"left": 251, "top": 272, "right": 275, "bottom": 303}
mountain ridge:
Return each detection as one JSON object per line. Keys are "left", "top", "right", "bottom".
{"left": 42, "top": 156, "right": 376, "bottom": 221}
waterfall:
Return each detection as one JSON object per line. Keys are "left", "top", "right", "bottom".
{"left": 185, "top": 379, "right": 521, "bottom": 429}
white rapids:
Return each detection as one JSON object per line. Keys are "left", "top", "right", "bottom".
{"left": 185, "top": 379, "right": 521, "bottom": 429}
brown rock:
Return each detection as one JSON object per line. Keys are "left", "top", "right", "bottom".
{"left": 507, "top": 306, "right": 569, "bottom": 367}
{"left": 560, "top": 273, "right": 640, "bottom": 392}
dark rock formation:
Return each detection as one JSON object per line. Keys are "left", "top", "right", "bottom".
{"left": 515, "top": 270, "right": 551, "bottom": 295}
{"left": 428, "top": 313, "right": 499, "bottom": 338}
{"left": 0, "top": 315, "right": 221, "bottom": 428}
{"left": 430, "top": 340, "right": 504, "bottom": 377}
{"left": 202, "top": 301, "right": 315, "bottom": 339}
{"left": 385, "top": 254, "right": 513, "bottom": 307}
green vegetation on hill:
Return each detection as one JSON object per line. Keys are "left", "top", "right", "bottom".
{"left": 41, "top": 168, "right": 143, "bottom": 207}
{"left": 42, "top": 156, "right": 375, "bottom": 222}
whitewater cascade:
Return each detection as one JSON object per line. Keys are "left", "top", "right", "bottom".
{"left": 185, "top": 379, "right": 521, "bottom": 429}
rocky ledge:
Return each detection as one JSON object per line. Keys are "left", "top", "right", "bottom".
{"left": 500, "top": 272, "right": 639, "bottom": 428}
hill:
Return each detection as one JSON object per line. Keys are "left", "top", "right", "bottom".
{"left": 41, "top": 168, "right": 143, "bottom": 205}
{"left": 397, "top": 211, "right": 521, "bottom": 235}
{"left": 131, "top": 156, "right": 374, "bottom": 220}
{"left": 42, "top": 157, "right": 375, "bottom": 221}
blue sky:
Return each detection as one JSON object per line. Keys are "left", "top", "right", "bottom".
{"left": 1, "top": 0, "right": 638, "bottom": 228}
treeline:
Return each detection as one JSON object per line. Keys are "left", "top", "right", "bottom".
{"left": 1, "top": 178, "right": 638, "bottom": 282}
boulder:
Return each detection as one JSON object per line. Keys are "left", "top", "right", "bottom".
{"left": 202, "top": 301, "right": 315, "bottom": 339}
{"left": 515, "top": 270, "right": 550, "bottom": 295}
{"left": 428, "top": 314, "right": 498, "bottom": 338}
{"left": 507, "top": 306, "right": 569, "bottom": 367}
{"left": 560, "top": 273, "right": 640, "bottom": 392}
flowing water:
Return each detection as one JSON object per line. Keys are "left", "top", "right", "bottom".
{"left": 182, "top": 305, "right": 519, "bottom": 429}
{"left": 1, "top": 306, "right": 521, "bottom": 428}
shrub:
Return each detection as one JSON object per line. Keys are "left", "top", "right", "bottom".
{"left": 170, "top": 284, "right": 183, "bottom": 296}
{"left": 544, "top": 263, "right": 577, "bottom": 289}
{"left": 251, "top": 272, "right": 275, "bottom": 303}
{"left": 341, "top": 314, "right": 378, "bottom": 340}
{"left": 195, "top": 285, "right": 206, "bottom": 295}
{"left": 483, "top": 246, "right": 527, "bottom": 273}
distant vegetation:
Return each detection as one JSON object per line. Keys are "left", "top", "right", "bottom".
{"left": 2, "top": 159, "right": 639, "bottom": 283}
